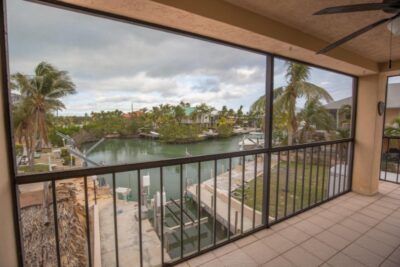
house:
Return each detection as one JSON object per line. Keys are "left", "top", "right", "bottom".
{"left": 324, "top": 97, "right": 352, "bottom": 129}
{"left": 325, "top": 84, "right": 400, "bottom": 130}
{"left": 181, "top": 106, "right": 211, "bottom": 125}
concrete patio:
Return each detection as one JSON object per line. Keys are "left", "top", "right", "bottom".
{"left": 178, "top": 181, "right": 400, "bottom": 267}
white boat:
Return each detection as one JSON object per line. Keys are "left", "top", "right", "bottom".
{"left": 233, "top": 126, "right": 246, "bottom": 134}
{"left": 149, "top": 131, "right": 160, "bottom": 137}
{"left": 239, "top": 132, "right": 265, "bottom": 150}
{"left": 204, "top": 129, "right": 219, "bottom": 137}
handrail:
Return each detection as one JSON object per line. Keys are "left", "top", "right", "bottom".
{"left": 383, "top": 136, "right": 400, "bottom": 140}
{"left": 17, "top": 138, "right": 354, "bottom": 266}
{"left": 15, "top": 138, "right": 353, "bottom": 184}
{"left": 271, "top": 138, "right": 352, "bottom": 152}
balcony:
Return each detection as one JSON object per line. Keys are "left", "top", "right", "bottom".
{"left": 179, "top": 181, "right": 400, "bottom": 267}
{"left": 15, "top": 140, "right": 353, "bottom": 265}
{"left": 1, "top": 0, "right": 400, "bottom": 267}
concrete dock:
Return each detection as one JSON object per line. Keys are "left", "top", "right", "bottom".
{"left": 97, "top": 198, "right": 169, "bottom": 267}
{"left": 187, "top": 157, "right": 266, "bottom": 234}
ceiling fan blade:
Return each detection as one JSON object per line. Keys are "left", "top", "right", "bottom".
{"left": 314, "top": 3, "right": 388, "bottom": 15}
{"left": 317, "top": 14, "right": 399, "bottom": 54}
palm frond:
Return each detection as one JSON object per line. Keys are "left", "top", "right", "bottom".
{"left": 301, "top": 82, "right": 333, "bottom": 103}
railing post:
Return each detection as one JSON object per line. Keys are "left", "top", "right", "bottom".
{"left": 197, "top": 162, "right": 201, "bottom": 252}
{"left": 292, "top": 149, "right": 299, "bottom": 214}
{"left": 240, "top": 156, "right": 245, "bottom": 234}
{"left": 160, "top": 167, "right": 164, "bottom": 265}
{"left": 84, "top": 176, "right": 92, "bottom": 267}
{"left": 349, "top": 77, "right": 358, "bottom": 190}
{"left": 112, "top": 173, "right": 119, "bottom": 267}
{"left": 213, "top": 160, "right": 217, "bottom": 244}
{"left": 284, "top": 151, "right": 290, "bottom": 217}
{"left": 179, "top": 165, "right": 184, "bottom": 259}
{"left": 227, "top": 158, "right": 232, "bottom": 240}
{"left": 252, "top": 155, "right": 257, "bottom": 229}
{"left": 262, "top": 54, "right": 274, "bottom": 227}
{"left": 51, "top": 180, "right": 61, "bottom": 267}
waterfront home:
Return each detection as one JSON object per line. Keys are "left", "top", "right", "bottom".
{"left": 181, "top": 106, "right": 212, "bottom": 125}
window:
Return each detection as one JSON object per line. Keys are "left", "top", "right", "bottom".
{"left": 384, "top": 76, "right": 400, "bottom": 137}
{"left": 272, "top": 57, "right": 354, "bottom": 146}
{"left": 8, "top": 0, "right": 267, "bottom": 174}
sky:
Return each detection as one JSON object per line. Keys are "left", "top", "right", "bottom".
{"left": 6, "top": 0, "right": 353, "bottom": 116}
{"left": 389, "top": 76, "right": 400, "bottom": 84}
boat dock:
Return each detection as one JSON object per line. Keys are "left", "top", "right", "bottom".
{"left": 186, "top": 157, "right": 265, "bottom": 234}
{"left": 98, "top": 198, "right": 169, "bottom": 267}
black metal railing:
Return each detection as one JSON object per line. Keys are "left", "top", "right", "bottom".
{"left": 15, "top": 139, "right": 353, "bottom": 267}
{"left": 269, "top": 141, "right": 352, "bottom": 224}
{"left": 380, "top": 136, "right": 400, "bottom": 184}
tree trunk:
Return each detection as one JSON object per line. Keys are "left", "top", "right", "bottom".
{"left": 287, "top": 124, "right": 294, "bottom": 146}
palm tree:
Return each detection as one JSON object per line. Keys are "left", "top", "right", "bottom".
{"left": 338, "top": 104, "right": 352, "bottom": 128}
{"left": 251, "top": 62, "right": 333, "bottom": 145}
{"left": 174, "top": 105, "right": 185, "bottom": 123}
{"left": 12, "top": 62, "right": 76, "bottom": 167}
{"left": 385, "top": 116, "right": 400, "bottom": 136}
{"left": 297, "top": 97, "right": 335, "bottom": 143}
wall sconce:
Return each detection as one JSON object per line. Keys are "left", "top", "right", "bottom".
{"left": 378, "top": 101, "right": 385, "bottom": 116}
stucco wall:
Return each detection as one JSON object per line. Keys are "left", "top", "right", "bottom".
{"left": 352, "top": 74, "right": 387, "bottom": 195}
{"left": 0, "top": 42, "right": 18, "bottom": 266}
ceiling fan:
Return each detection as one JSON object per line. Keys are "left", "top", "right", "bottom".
{"left": 314, "top": 0, "right": 400, "bottom": 54}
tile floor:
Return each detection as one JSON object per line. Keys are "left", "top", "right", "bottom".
{"left": 177, "top": 181, "right": 400, "bottom": 267}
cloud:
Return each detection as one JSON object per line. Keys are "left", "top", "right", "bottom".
{"left": 75, "top": 72, "right": 179, "bottom": 97}
{"left": 7, "top": 0, "right": 353, "bottom": 116}
{"left": 389, "top": 76, "right": 400, "bottom": 84}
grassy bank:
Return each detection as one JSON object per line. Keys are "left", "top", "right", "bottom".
{"left": 19, "top": 164, "right": 50, "bottom": 173}
{"left": 234, "top": 160, "right": 338, "bottom": 219}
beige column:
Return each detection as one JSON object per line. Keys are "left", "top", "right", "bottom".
{"left": 0, "top": 51, "right": 18, "bottom": 265}
{"left": 352, "top": 74, "right": 387, "bottom": 195}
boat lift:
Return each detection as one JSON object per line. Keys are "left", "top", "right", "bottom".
{"left": 56, "top": 132, "right": 105, "bottom": 167}
{"left": 163, "top": 198, "right": 208, "bottom": 232}
{"left": 56, "top": 131, "right": 76, "bottom": 147}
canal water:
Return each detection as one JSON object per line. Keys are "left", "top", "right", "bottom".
{"left": 82, "top": 135, "right": 246, "bottom": 201}
{"left": 82, "top": 135, "right": 254, "bottom": 260}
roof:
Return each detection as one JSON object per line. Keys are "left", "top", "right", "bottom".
{"left": 324, "top": 97, "right": 352, "bottom": 110}
{"left": 387, "top": 83, "right": 400, "bottom": 109}
{"left": 324, "top": 83, "right": 400, "bottom": 111}
{"left": 184, "top": 107, "right": 195, "bottom": 116}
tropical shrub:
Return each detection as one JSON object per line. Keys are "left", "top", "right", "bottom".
{"left": 217, "top": 117, "right": 234, "bottom": 138}
{"left": 48, "top": 125, "right": 81, "bottom": 147}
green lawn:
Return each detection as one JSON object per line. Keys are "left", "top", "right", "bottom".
{"left": 18, "top": 164, "right": 49, "bottom": 173}
{"left": 233, "top": 156, "right": 341, "bottom": 220}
